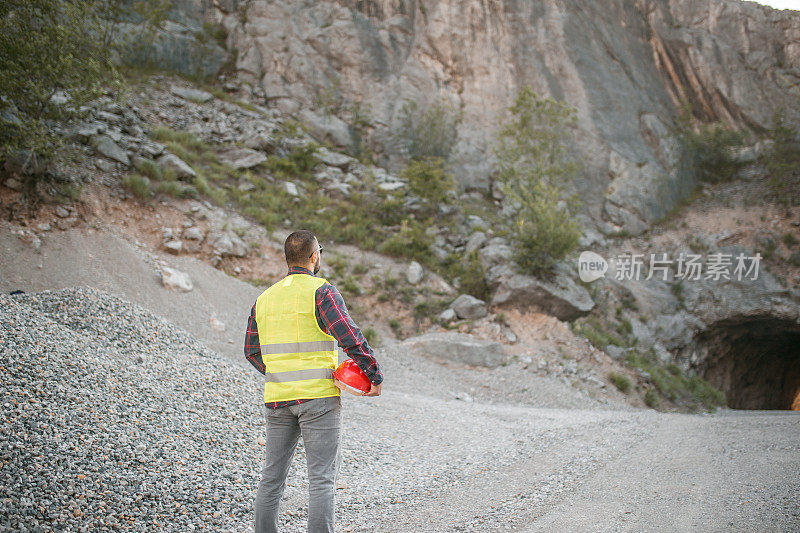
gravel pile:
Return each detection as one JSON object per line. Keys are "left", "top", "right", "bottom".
{"left": 0, "top": 287, "right": 655, "bottom": 532}
{"left": 0, "top": 288, "right": 265, "bottom": 532}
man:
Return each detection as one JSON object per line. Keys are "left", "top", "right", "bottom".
{"left": 244, "top": 230, "right": 383, "bottom": 533}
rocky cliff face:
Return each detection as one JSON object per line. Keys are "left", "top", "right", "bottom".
{"left": 192, "top": 0, "right": 796, "bottom": 235}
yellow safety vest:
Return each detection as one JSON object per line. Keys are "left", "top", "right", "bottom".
{"left": 254, "top": 273, "right": 341, "bottom": 403}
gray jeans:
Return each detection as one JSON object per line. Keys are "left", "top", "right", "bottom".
{"left": 254, "top": 396, "right": 342, "bottom": 533}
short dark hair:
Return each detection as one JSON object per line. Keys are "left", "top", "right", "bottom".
{"left": 284, "top": 230, "right": 317, "bottom": 266}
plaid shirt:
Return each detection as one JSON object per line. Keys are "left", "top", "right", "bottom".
{"left": 244, "top": 266, "right": 383, "bottom": 409}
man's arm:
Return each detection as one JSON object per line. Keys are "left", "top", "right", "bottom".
{"left": 316, "top": 283, "right": 383, "bottom": 386}
{"left": 244, "top": 303, "right": 266, "bottom": 375}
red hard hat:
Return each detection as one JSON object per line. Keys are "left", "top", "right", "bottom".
{"left": 332, "top": 360, "right": 371, "bottom": 395}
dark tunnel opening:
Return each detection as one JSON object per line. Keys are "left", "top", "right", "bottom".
{"left": 695, "top": 316, "right": 800, "bottom": 410}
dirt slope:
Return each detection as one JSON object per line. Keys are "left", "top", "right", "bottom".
{"left": 0, "top": 221, "right": 260, "bottom": 366}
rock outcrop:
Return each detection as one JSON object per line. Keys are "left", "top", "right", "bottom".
{"left": 402, "top": 332, "right": 505, "bottom": 368}
{"left": 199, "top": 0, "right": 800, "bottom": 237}
{"left": 490, "top": 262, "right": 596, "bottom": 321}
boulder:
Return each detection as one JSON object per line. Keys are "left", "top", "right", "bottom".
{"left": 313, "top": 148, "right": 356, "bottom": 170}
{"left": 182, "top": 226, "right": 205, "bottom": 241}
{"left": 90, "top": 134, "right": 130, "bottom": 166}
{"left": 491, "top": 262, "right": 595, "bottom": 321}
{"left": 161, "top": 267, "right": 193, "bottom": 292}
{"left": 465, "top": 215, "right": 487, "bottom": 230}
{"left": 4, "top": 177, "right": 23, "bottom": 192}
{"left": 138, "top": 139, "right": 166, "bottom": 158}
{"left": 297, "top": 108, "right": 351, "bottom": 147}
{"left": 170, "top": 86, "right": 214, "bottom": 103}
{"left": 163, "top": 240, "right": 183, "bottom": 254}
{"left": 478, "top": 238, "right": 512, "bottom": 269}
{"left": 71, "top": 122, "right": 105, "bottom": 142}
{"left": 406, "top": 261, "right": 424, "bottom": 285}
{"left": 377, "top": 181, "right": 405, "bottom": 192}
{"left": 217, "top": 147, "right": 267, "bottom": 169}
{"left": 207, "top": 230, "right": 247, "bottom": 257}
{"left": 451, "top": 294, "right": 488, "bottom": 320}
{"left": 284, "top": 181, "right": 300, "bottom": 197}
{"left": 605, "top": 345, "right": 627, "bottom": 361}
{"left": 465, "top": 231, "right": 488, "bottom": 254}
{"left": 438, "top": 308, "right": 457, "bottom": 323}
{"left": 402, "top": 332, "right": 505, "bottom": 368}
{"left": 157, "top": 153, "right": 196, "bottom": 180}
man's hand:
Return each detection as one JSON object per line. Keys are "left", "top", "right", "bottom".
{"left": 362, "top": 382, "right": 382, "bottom": 397}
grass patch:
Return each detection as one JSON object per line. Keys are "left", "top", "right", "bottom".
{"left": 644, "top": 388, "right": 660, "bottom": 408}
{"left": 572, "top": 317, "right": 625, "bottom": 349}
{"left": 413, "top": 299, "right": 449, "bottom": 322}
{"left": 363, "top": 327, "right": 379, "bottom": 348}
{"left": 609, "top": 371, "right": 632, "bottom": 394}
{"left": 340, "top": 276, "right": 363, "bottom": 297}
{"left": 625, "top": 349, "right": 725, "bottom": 411}
{"left": 122, "top": 174, "right": 152, "bottom": 199}
{"left": 148, "top": 126, "right": 237, "bottom": 205}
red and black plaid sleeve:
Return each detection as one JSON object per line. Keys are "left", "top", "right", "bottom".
{"left": 315, "top": 283, "right": 383, "bottom": 385}
{"left": 244, "top": 303, "right": 266, "bottom": 375}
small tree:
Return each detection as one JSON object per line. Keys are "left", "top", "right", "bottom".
{"left": 394, "top": 98, "right": 463, "bottom": 161}
{"left": 400, "top": 157, "right": 455, "bottom": 216}
{"left": 0, "top": 0, "right": 124, "bottom": 190}
{"left": 764, "top": 110, "right": 800, "bottom": 204}
{"left": 671, "top": 103, "right": 748, "bottom": 184}
{"left": 493, "top": 85, "right": 581, "bottom": 277}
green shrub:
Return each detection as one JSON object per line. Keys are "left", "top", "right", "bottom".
{"left": 644, "top": 388, "right": 660, "bottom": 408}
{"left": 609, "top": 371, "right": 632, "bottom": 394}
{"left": 155, "top": 180, "right": 181, "bottom": 197}
{"left": 413, "top": 299, "right": 449, "bottom": 322}
{"left": 377, "top": 219, "right": 433, "bottom": 263}
{"left": 154, "top": 181, "right": 197, "bottom": 199}
{"left": 362, "top": 327, "right": 379, "bottom": 348}
{"left": 133, "top": 157, "right": 163, "bottom": 181}
{"left": 451, "top": 251, "right": 490, "bottom": 301}
{"left": 573, "top": 318, "right": 624, "bottom": 349}
{"left": 264, "top": 143, "right": 319, "bottom": 178}
{"left": 764, "top": 111, "right": 800, "bottom": 204}
{"left": 616, "top": 319, "right": 633, "bottom": 338}
{"left": 122, "top": 174, "right": 152, "bottom": 199}
{"left": 56, "top": 183, "right": 83, "bottom": 202}
{"left": 394, "top": 98, "right": 463, "bottom": 160}
{"left": 346, "top": 100, "right": 374, "bottom": 163}
{"left": 340, "top": 276, "right": 363, "bottom": 297}
{"left": 352, "top": 264, "right": 369, "bottom": 276}
{"left": 672, "top": 105, "right": 748, "bottom": 184}
{"left": 493, "top": 86, "right": 581, "bottom": 277}
{"left": 401, "top": 157, "right": 455, "bottom": 214}
{"left": 782, "top": 232, "right": 798, "bottom": 247}
{"left": 511, "top": 182, "right": 581, "bottom": 276}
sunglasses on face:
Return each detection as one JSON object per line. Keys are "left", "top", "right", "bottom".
{"left": 309, "top": 244, "right": 324, "bottom": 259}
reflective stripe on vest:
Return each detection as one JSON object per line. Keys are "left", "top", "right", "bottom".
{"left": 260, "top": 340, "right": 336, "bottom": 355}
{"left": 265, "top": 368, "right": 334, "bottom": 383}
{"left": 254, "top": 273, "right": 341, "bottom": 403}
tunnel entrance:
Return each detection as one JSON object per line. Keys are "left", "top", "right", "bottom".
{"left": 695, "top": 316, "right": 800, "bottom": 410}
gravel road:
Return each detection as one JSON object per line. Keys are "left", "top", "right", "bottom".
{"left": 1, "top": 288, "right": 798, "bottom": 532}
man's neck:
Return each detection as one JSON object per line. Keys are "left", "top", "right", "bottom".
{"left": 288, "top": 265, "right": 315, "bottom": 276}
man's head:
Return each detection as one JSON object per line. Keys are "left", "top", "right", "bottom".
{"left": 284, "top": 230, "right": 321, "bottom": 274}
